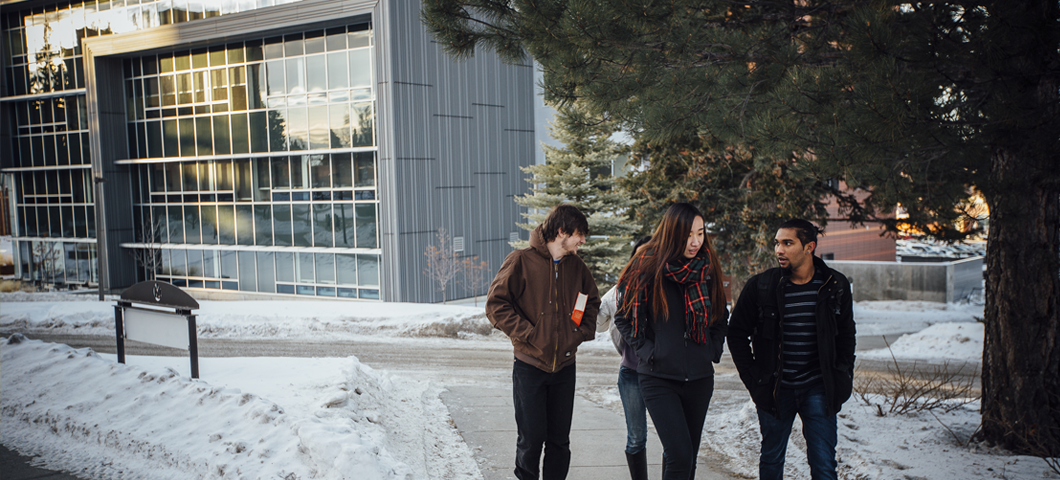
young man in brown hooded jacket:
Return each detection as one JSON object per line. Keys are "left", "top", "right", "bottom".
{"left": 486, "top": 204, "right": 601, "bottom": 480}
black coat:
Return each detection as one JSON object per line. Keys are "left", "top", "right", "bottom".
{"left": 726, "top": 256, "right": 856, "bottom": 416}
{"left": 615, "top": 277, "right": 728, "bottom": 382}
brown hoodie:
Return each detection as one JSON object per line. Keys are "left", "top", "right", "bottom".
{"left": 485, "top": 226, "right": 601, "bottom": 373}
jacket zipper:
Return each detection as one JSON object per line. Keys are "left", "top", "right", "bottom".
{"left": 550, "top": 260, "right": 560, "bottom": 372}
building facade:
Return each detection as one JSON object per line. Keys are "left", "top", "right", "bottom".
{"left": 1, "top": 0, "right": 535, "bottom": 302}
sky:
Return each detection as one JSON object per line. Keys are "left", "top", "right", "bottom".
{"left": 2, "top": 292, "right": 1057, "bottom": 479}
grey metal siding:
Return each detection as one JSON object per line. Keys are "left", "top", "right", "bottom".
{"left": 384, "top": 0, "right": 533, "bottom": 303}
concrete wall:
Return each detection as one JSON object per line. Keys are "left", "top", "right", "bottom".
{"left": 830, "top": 256, "right": 984, "bottom": 303}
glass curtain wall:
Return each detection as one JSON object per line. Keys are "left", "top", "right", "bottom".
{"left": 125, "top": 24, "right": 381, "bottom": 299}
{"left": 2, "top": 0, "right": 308, "bottom": 287}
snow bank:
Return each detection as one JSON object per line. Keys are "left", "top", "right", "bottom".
{"left": 0, "top": 294, "right": 497, "bottom": 341}
{"left": 700, "top": 396, "right": 1054, "bottom": 480}
{"left": 860, "top": 322, "right": 983, "bottom": 362}
{"left": 0, "top": 335, "right": 480, "bottom": 479}
{"left": 854, "top": 300, "right": 983, "bottom": 336}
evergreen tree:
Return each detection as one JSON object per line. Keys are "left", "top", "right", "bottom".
{"left": 514, "top": 105, "right": 638, "bottom": 290}
{"left": 622, "top": 135, "right": 841, "bottom": 292}
{"left": 424, "top": 0, "right": 1060, "bottom": 454}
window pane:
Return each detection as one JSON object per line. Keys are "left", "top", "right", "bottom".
{"left": 221, "top": 250, "right": 237, "bottom": 279}
{"left": 355, "top": 203, "right": 376, "bottom": 248}
{"left": 292, "top": 204, "right": 311, "bottom": 247}
{"left": 234, "top": 159, "right": 252, "bottom": 200}
{"left": 246, "top": 63, "right": 264, "bottom": 109}
{"left": 351, "top": 102, "right": 373, "bottom": 147}
{"left": 357, "top": 254, "right": 378, "bottom": 287}
{"left": 315, "top": 253, "right": 335, "bottom": 284}
{"left": 185, "top": 205, "right": 201, "bottom": 243}
{"left": 332, "top": 153, "right": 352, "bottom": 187}
{"left": 147, "top": 121, "right": 162, "bottom": 157}
{"left": 287, "top": 106, "right": 307, "bottom": 150}
{"left": 217, "top": 205, "right": 235, "bottom": 244}
{"left": 161, "top": 249, "right": 172, "bottom": 276}
{"left": 306, "top": 54, "right": 326, "bottom": 93}
{"left": 310, "top": 154, "right": 330, "bottom": 188}
{"left": 196, "top": 117, "right": 212, "bottom": 155}
{"left": 250, "top": 110, "right": 268, "bottom": 153}
{"left": 327, "top": 52, "right": 347, "bottom": 90}
{"left": 179, "top": 118, "right": 195, "bottom": 156}
{"left": 275, "top": 251, "right": 294, "bottom": 282}
{"left": 296, "top": 252, "right": 314, "bottom": 284}
{"left": 335, "top": 203, "right": 355, "bottom": 248}
{"left": 354, "top": 152, "right": 375, "bottom": 187}
{"left": 187, "top": 250, "right": 204, "bottom": 277}
{"left": 272, "top": 204, "right": 292, "bottom": 246}
{"left": 203, "top": 249, "right": 218, "bottom": 278}
{"left": 231, "top": 113, "right": 250, "bottom": 153}
{"left": 236, "top": 205, "right": 254, "bottom": 244}
{"left": 253, "top": 205, "right": 272, "bottom": 245}
{"left": 286, "top": 57, "right": 304, "bottom": 95}
{"left": 313, "top": 203, "right": 332, "bottom": 247}
{"left": 163, "top": 119, "right": 179, "bottom": 156}
{"left": 268, "top": 108, "right": 286, "bottom": 151}
{"left": 328, "top": 103, "right": 350, "bottom": 148}
{"left": 238, "top": 250, "right": 256, "bottom": 291}
{"left": 290, "top": 156, "right": 308, "bottom": 189}
{"left": 213, "top": 115, "right": 230, "bottom": 155}
{"left": 255, "top": 158, "right": 271, "bottom": 201}
{"left": 265, "top": 60, "right": 285, "bottom": 96}
{"left": 197, "top": 162, "right": 213, "bottom": 192}
{"left": 171, "top": 249, "right": 187, "bottom": 276}
{"left": 336, "top": 254, "right": 356, "bottom": 286}
{"left": 271, "top": 157, "right": 290, "bottom": 189}
{"left": 256, "top": 251, "right": 275, "bottom": 293}
{"left": 349, "top": 49, "right": 371, "bottom": 88}
{"left": 201, "top": 205, "right": 218, "bottom": 244}
{"left": 216, "top": 160, "right": 233, "bottom": 190}
{"left": 168, "top": 205, "right": 184, "bottom": 243}
{"left": 308, "top": 105, "right": 329, "bottom": 150}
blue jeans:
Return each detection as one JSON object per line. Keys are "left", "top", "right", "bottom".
{"left": 618, "top": 366, "right": 648, "bottom": 454}
{"left": 512, "top": 359, "right": 576, "bottom": 480}
{"left": 757, "top": 383, "right": 838, "bottom": 480}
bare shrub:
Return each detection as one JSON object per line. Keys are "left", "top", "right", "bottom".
{"left": 424, "top": 228, "right": 460, "bottom": 303}
{"left": 854, "top": 336, "right": 979, "bottom": 417}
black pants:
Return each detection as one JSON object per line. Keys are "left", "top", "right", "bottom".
{"left": 512, "top": 359, "right": 577, "bottom": 480}
{"left": 640, "top": 374, "right": 714, "bottom": 480}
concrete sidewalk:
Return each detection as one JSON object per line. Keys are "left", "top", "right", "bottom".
{"left": 442, "top": 385, "right": 738, "bottom": 480}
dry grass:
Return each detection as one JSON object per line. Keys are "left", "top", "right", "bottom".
{"left": 0, "top": 279, "right": 24, "bottom": 292}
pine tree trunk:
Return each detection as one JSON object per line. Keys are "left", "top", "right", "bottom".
{"left": 979, "top": 148, "right": 1060, "bottom": 455}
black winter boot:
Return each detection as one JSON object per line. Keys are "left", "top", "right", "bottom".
{"left": 625, "top": 450, "right": 648, "bottom": 480}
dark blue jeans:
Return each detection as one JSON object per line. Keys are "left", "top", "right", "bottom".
{"left": 512, "top": 359, "right": 577, "bottom": 480}
{"left": 640, "top": 374, "right": 714, "bottom": 480}
{"left": 757, "top": 383, "right": 838, "bottom": 480}
{"left": 618, "top": 365, "right": 648, "bottom": 454}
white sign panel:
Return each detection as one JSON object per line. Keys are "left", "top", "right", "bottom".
{"left": 125, "top": 308, "right": 190, "bottom": 350}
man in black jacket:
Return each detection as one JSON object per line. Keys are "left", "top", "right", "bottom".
{"left": 727, "top": 219, "right": 856, "bottom": 480}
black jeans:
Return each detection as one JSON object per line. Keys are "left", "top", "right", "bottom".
{"left": 512, "top": 359, "right": 577, "bottom": 480}
{"left": 640, "top": 374, "right": 714, "bottom": 480}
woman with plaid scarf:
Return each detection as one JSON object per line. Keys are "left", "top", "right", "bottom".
{"left": 614, "top": 203, "right": 729, "bottom": 480}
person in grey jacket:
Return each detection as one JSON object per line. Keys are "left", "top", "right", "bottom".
{"left": 596, "top": 236, "right": 652, "bottom": 480}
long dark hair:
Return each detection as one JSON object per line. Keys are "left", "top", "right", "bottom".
{"left": 618, "top": 203, "right": 727, "bottom": 324}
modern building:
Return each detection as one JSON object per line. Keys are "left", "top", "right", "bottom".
{"left": 1, "top": 0, "right": 536, "bottom": 302}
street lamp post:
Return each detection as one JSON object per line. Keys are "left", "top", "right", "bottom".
{"left": 94, "top": 176, "right": 107, "bottom": 301}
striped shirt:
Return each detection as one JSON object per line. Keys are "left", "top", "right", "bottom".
{"left": 779, "top": 271, "right": 826, "bottom": 388}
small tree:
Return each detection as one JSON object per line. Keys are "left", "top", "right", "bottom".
{"left": 131, "top": 216, "right": 165, "bottom": 281}
{"left": 424, "top": 227, "right": 460, "bottom": 303}
{"left": 461, "top": 256, "right": 491, "bottom": 306}
{"left": 513, "top": 103, "right": 639, "bottom": 289}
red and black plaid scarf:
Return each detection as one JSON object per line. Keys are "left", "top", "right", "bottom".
{"left": 620, "top": 255, "right": 713, "bottom": 344}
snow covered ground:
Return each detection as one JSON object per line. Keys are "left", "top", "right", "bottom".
{"left": 2, "top": 292, "right": 1057, "bottom": 479}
